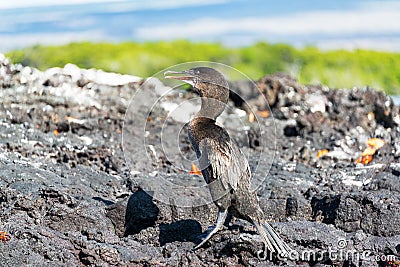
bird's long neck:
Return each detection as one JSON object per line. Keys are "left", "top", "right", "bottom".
{"left": 196, "top": 97, "right": 226, "bottom": 120}
{"left": 195, "top": 83, "right": 229, "bottom": 121}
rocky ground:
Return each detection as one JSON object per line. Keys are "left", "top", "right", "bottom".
{"left": 0, "top": 54, "right": 399, "bottom": 266}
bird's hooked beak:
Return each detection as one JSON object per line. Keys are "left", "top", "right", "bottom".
{"left": 164, "top": 70, "right": 196, "bottom": 85}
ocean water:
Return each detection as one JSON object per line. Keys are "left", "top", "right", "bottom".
{"left": 0, "top": 0, "right": 399, "bottom": 52}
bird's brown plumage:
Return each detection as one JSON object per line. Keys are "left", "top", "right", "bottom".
{"left": 165, "top": 66, "right": 291, "bottom": 255}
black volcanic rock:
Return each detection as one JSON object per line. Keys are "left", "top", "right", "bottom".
{"left": 0, "top": 55, "right": 399, "bottom": 266}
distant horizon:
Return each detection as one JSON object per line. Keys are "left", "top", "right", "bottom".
{"left": 1, "top": 0, "right": 399, "bottom": 52}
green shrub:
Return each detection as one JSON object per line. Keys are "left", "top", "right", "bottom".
{"left": 6, "top": 41, "right": 400, "bottom": 95}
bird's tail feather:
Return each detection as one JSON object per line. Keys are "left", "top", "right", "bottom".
{"left": 254, "top": 220, "right": 291, "bottom": 256}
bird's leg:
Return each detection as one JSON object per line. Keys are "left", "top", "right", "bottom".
{"left": 193, "top": 208, "right": 228, "bottom": 250}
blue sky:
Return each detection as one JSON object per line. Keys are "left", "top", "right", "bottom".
{"left": 0, "top": 0, "right": 399, "bottom": 52}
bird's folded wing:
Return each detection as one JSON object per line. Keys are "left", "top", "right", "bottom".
{"left": 200, "top": 138, "right": 250, "bottom": 191}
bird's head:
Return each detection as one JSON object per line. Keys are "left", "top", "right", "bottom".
{"left": 164, "top": 67, "right": 229, "bottom": 104}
